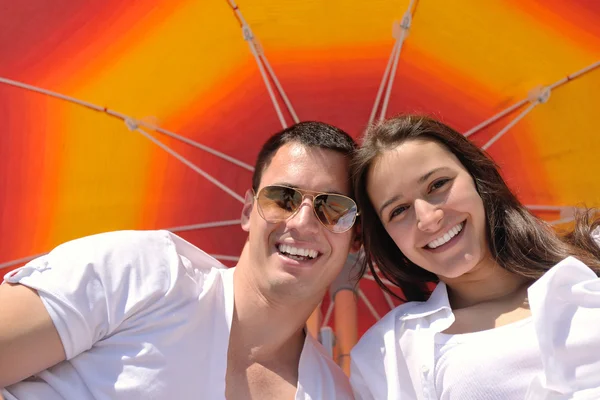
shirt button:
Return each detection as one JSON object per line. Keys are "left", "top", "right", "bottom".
{"left": 422, "top": 365, "right": 429, "bottom": 373}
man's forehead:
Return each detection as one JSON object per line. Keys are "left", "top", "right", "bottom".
{"left": 260, "top": 143, "right": 351, "bottom": 192}
{"left": 271, "top": 142, "right": 350, "bottom": 164}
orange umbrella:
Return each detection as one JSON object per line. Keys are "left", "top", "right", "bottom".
{"left": 1, "top": 0, "right": 599, "bottom": 374}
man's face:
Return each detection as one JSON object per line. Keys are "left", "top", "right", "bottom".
{"left": 241, "top": 142, "right": 356, "bottom": 299}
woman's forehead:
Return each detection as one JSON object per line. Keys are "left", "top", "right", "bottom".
{"left": 367, "top": 141, "right": 463, "bottom": 195}
{"left": 375, "top": 141, "right": 458, "bottom": 172}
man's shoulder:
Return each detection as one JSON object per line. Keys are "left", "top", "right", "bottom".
{"left": 12, "top": 230, "right": 228, "bottom": 289}
{"left": 51, "top": 229, "right": 226, "bottom": 271}
{"left": 52, "top": 229, "right": 174, "bottom": 254}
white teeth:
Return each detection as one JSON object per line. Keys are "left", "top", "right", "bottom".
{"left": 278, "top": 244, "right": 318, "bottom": 259}
{"left": 427, "top": 223, "right": 464, "bottom": 249}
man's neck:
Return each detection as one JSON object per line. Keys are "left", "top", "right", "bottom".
{"left": 229, "top": 266, "right": 320, "bottom": 363}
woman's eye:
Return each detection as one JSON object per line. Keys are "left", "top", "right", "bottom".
{"left": 389, "top": 205, "right": 408, "bottom": 221}
{"left": 430, "top": 178, "right": 450, "bottom": 192}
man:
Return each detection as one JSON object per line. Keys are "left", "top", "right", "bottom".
{"left": 0, "top": 121, "right": 361, "bottom": 399}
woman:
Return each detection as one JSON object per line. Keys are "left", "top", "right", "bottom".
{"left": 349, "top": 114, "right": 600, "bottom": 399}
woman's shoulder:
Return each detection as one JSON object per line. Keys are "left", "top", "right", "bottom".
{"left": 531, "top": 255, "right": 600, "bottom": 306}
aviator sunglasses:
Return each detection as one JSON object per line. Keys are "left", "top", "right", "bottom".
{"left": 254, "top": 185, "right": 360, "bottom": 233}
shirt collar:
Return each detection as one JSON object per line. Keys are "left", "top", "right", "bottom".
{"left": 398, "top": 281, "right": 453, "bottom": 321}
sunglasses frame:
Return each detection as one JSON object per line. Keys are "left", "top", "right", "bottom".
{"left": 253, "top": 184, "right": 360, "bottom": 233}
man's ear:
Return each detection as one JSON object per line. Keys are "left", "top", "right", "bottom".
{"left": 241, "top": 189, "right": 255, "bottom": 232}
{"left": 350, "top": 222, "right": 363, "bottom": 253}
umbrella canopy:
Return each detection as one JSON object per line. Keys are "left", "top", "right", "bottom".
{"left": 2, "top": 0, "right": 599, "bottom": 367}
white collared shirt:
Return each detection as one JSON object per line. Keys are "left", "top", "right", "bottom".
{"left": 2, "top": 230, "right": 353, "bottom": 399}
{"left": 350, "top": 254, "right": 600, "bottom": 400}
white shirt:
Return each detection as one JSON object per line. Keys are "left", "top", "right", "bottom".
{"left": 1, "top": 230, "right": 353, "bottom": 400}
{"left": 350, "top": 255, "right": 600, "bottom": 400}
{"left": 433, "top": 316, "right": 541, "bottom": 399}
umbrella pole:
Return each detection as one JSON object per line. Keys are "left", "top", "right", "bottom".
{"left": 334, "top": 289, "right": 358, "bottom": 376}
{"left": 307, "top": 305, "right": 322, "bottom": 339}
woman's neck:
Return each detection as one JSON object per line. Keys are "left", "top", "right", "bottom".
{"left": 442, "top": 258, "right": 532, "bottom": 309}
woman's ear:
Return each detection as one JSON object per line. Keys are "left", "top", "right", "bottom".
{"left": 241, "top": 189, "right": 255, "bottom": 232}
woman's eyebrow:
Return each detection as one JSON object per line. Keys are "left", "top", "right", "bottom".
{"left": 378, "top": 167, "right": 451, "bottom": 217}
{"left": 417, "top": 167, "right": 449, "bottom": 184}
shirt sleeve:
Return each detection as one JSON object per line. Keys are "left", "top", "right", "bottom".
{"left": 2, "top": 230, "right": 187, "bottom": 360}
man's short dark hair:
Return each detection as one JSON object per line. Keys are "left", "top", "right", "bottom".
{"left": 252, "top": 121, "right": 357, "bottom": 192}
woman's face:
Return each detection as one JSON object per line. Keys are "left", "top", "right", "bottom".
{"left": 366, "top": 139, "right": 491, "bottom": 280}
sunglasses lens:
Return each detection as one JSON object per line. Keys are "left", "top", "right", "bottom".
{"left": 256, "top": 186, "right": 358, "bottom": 233}
{"left": 314, "top": 194, "right": 358, "bottom": 233}
{"left": 257, "top": 186, "right": 303, "bottom": 222}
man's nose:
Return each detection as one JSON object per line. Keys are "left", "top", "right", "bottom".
{"left": 286, "top": 197, "right": 320, "bottom": 233}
